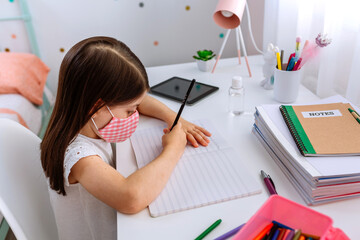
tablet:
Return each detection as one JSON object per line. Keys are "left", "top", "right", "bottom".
{"left": 150, "top": 77, "right": 219, "bottom": 105}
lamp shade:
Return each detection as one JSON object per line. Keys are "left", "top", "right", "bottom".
{"left": 213, "top": 0, "right": 246, "bottom": 29}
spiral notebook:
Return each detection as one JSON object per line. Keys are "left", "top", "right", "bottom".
{"left": 280, "top": 102, "right": 360, "bottom": 156}
{"left": 130, "top": 120, "right": 261, "bottom": 217}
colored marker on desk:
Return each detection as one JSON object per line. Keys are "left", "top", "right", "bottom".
{"left": 261, "top": 170, "right": 278, "bottom": 195}
{"left": 282, "top": 229, "right": 292, "bottom": 240}
{"left": 355, "top": 109, "right": 360, "bottom": 118}
{"left": 214, "top": 223, "right": 245, "bottom": 240}
{"left": 293, "top": 229, "right": 302, "bottom": 240}
{"left": 265, "top": 223, "right": 278, "bottom": 240}
{"left": 272, "top": 220, "right": 293, "bottom": 230}
{"left": 278, "top": 228, "right": 287, "bottom": 240}
{"left": 302, "top": 232, "right": 320, "bottom": 239}
{"left": 348, "top": 108, "right": 360, "bottom": 124}
{"left": 284, "top": 229, "right": 295, "bottom": 240}
{"left": 253, "top": 222, "right": 274, "bottom": 240}
{"left": 270, "top": 229, "right": 280, "bottom": 240}
{"left": 195, "top": 219, "right": 222, "bottom": 240}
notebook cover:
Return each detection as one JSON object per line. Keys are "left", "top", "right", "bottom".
{"left": 280, "top": 103, "right": 360, "bottom": 156}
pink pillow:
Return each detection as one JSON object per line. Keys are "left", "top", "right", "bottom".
{"left": 0, "top": 53, "right": 50, "bottom": 105}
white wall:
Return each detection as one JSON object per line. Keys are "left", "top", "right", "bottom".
{"left": 0, "top": 0, "right": 264, "bottom": 93}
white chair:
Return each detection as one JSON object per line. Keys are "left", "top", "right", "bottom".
{"left": 0, "top": 119, "right": 58, "bottom": 240}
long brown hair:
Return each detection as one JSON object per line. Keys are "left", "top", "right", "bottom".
{"left": 41, "top": 36, "right": 149, "bottom": 195}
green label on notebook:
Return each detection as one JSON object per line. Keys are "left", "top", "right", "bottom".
{"left": 281, "top": 105, "right": 316, "bottom": 155}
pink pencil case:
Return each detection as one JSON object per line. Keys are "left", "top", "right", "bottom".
{"left": 233, "top": 195, "right": 349, "bottom": 240}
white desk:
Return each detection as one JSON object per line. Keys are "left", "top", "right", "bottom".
{"left": 116, "top": 55, "right": 360, "bottom": 239}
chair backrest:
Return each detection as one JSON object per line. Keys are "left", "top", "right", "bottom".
{"left": 0, "top": 119, "right": 58, "bottom": 240}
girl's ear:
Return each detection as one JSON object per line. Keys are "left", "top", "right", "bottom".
{"left": 90, "top": 99, "right": 105, "bottom": 118}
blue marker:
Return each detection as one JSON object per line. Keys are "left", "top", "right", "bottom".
{"left": 272, "top": 220, "right": 294, "bottom": 230}
{"left": 270, "top": 229, "right": 280, "bottom": 240}
{"left": 286, "top": 57, "right": 296, "bottom": 71}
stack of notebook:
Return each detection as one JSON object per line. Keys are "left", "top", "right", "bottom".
{"left": 253, "top": 95, "right": 360, "bottom": 205}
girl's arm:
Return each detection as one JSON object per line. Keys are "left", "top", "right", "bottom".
{"left": 138, "top": 94, "right": 211, "bottom": 147}
{"left": 70, "top": 123, "right": 186, "bottom": 214}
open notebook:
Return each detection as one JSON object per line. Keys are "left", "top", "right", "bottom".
{"left": 130, "top": 119, "right": 261, "bottom": 217}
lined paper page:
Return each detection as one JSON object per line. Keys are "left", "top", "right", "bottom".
{"left": 130, "top": 120, "right": 261, "bottom": 217}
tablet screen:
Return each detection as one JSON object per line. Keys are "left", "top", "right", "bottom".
{"left": 149, "top": 77, "right": 219, "bottom": 105}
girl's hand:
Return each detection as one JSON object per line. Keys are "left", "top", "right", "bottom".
{"left": 162, "top": 122, "right": 187, "bottom": 152}
{"left": 178, "top": 119, "right": 211, "bottom": 148}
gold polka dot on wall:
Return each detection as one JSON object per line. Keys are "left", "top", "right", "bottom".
{"left": 185, "top": 5, "right": 191, "bottom": 11}
{"left": 11, "top": 34, "right": 17, "bottom": 39}
{"left": 5, "top": 48, "right": 10, "bottom": 52}
{"left": 153, "top": 41, "right": 159, "bottom": 46}
{"left": 59, "top": 48, "right": 65, "bottom": 53}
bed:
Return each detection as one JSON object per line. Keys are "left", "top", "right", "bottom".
{"left": 0, "top": 52, "right": 55, "bottom": 240}
{"left": 0, "top": 0, "right": 55, "bottom": 233}
{"left": 0, "top": 53, "right": 55, "bottom": 239}
{"left": 0, "top": 87, "right": 54, "bottom": 136}
{"left": 0, "top": 52, "right": 54, "bottom": 137}
{"left": 0, "top": 52, "right": 54, "bottom": 239}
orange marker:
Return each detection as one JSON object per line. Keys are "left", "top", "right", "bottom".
{"left": 253, "top": 222, "right": 274, "bottom": 240}
{"left": 302, "top": 232, "right": 321, "bottom": 240}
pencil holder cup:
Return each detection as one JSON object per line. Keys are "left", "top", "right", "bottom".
{"left": 273, "top": 66, "right": 302, "bottom": 103}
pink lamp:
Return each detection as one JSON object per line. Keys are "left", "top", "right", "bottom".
{"left": 213, "top": 0, "right": 246, "bottom": 29}
{"left": 212, "top": 0, "right": 252, "bottom": 77}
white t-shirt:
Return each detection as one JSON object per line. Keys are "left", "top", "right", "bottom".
{"left": 48, "top": 134, "right": 116, "bottom": 240}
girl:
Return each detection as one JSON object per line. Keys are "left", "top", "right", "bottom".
{"left": 40, "top": 36, "right": 211, "bottom": 240}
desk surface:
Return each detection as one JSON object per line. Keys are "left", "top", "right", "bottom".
{"left": 116, "top": 55, "right": 360, "bottom": 239}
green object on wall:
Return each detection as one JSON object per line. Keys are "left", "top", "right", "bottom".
{"left": 0, "top": 0, "right": 41, "bottom": 58}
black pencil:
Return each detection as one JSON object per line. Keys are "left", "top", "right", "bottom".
{"left": 170, "top": 79, "right": 196, "bottom": 131}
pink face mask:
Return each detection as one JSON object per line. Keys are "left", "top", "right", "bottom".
{"left": 91, "top": 105, "right": 139, "bottom": 143}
